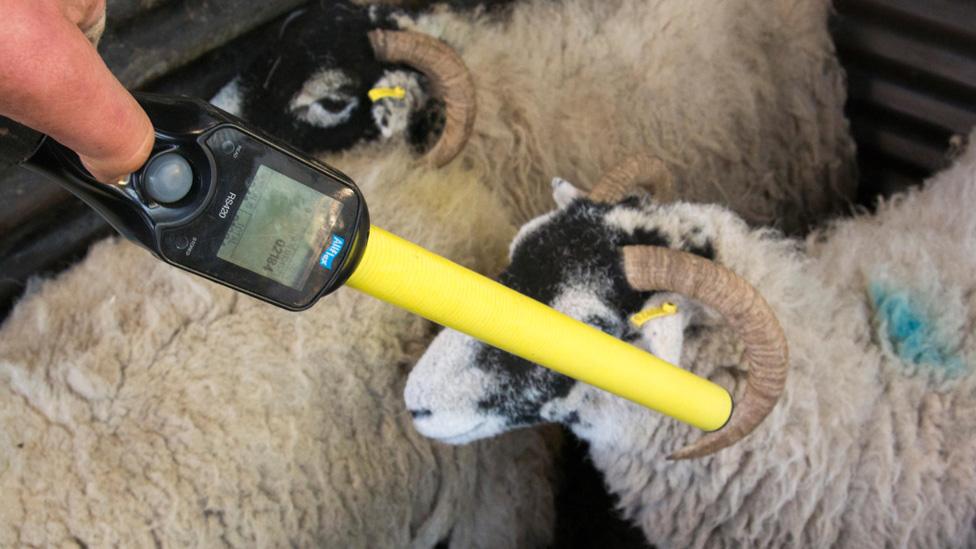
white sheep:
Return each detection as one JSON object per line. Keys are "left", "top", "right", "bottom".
{"left": 0, "top": 0, "right": 856, "bottom": 545}
{"left": 214, "top": 0, "right": 857, "bottom": 232}
{"left": 405, "top": 135, "right": 976, "bottom": 547}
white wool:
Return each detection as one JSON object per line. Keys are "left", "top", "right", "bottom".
{"left": 0, "top": 150, "right": 556, "bottom": 548}
{"left": 401, "top": 0, "right": 855, "bottom": 232}
{"left": 550, "top": 285, "right": 617, "bottom": 322}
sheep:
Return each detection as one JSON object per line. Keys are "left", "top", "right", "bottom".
{"left": 213, "top": 0, "right": 857, "bottom": 232}
{"left": 0, "top": 151, "right": 563, "bottom": 548}
{"left": 405, "top": 135, "right": 976, "bottom": 548}
{"left": 1, "top": 0, "right": 858, "bottom": 545}
{"left": 211, "top": 1, "right": 481, "bottom": 167}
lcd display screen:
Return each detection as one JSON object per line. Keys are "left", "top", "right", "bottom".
{"left": 217, "top": 165, "right": 343, "bottom": 289}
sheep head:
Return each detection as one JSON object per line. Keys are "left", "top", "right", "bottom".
{"left": 211, "top": 2, "right": 475, "bottom": 167}
{"left": 404, "top": 154, "right": 788, "bottom": 459}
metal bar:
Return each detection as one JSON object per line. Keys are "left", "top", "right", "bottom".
{"left": 849, "top": 110, "right": 951, "bottom": 174}
{"left": 832, "top": 17, "right": 976, "bottom": 94}
{"left": 832, "top": 0, "right": 976, "bottom": 202}
{"left": 0, "top": 208, "right": 111, "bottom": 317}
{"left": 846, "top": 67, "right": 976, "bottom": 135}
{"left": 836, "top": 0, "right": 976, "bottom": 44}
{"left": 101, "top": 0, "right": 307, "bottom": 89}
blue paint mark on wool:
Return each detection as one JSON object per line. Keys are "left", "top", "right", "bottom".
{"left": 869, "top": 282, "right": 963, "bottom": 376}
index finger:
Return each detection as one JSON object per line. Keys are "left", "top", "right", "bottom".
{"left": 0, "top": 0, "right": 153, "bottom": 182}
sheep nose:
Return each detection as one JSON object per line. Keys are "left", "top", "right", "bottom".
{"left": 410, "top": 408, "right": 433, "bottom": 419}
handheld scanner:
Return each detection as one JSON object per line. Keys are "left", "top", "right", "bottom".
{"left": 22, "top": 93, "right": 369, "bottom": 310}
{"left": 13, "top": 93, "right": 732, "bottom": 431}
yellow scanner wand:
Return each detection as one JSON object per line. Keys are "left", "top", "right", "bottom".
{"left": 347, "top": 226, "right": 733, "bottom": 432}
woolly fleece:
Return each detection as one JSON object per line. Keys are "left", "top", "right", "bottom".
{"left": 0, "top": 151, "right": 557, "bottom": 548}
{"left": 400, "top": 0, "right": 856, "bottom": 231}
{"left": 407, "top": 132, "right": 976, "bottom": 547}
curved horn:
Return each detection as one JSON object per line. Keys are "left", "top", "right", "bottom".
{"left": 622, "top": 246, "right": 788, "bottom": 460}
{"left": 589, "top": 153, "right": 675, "bottom": 203}
{"left": 368, "top": 30, "right": 476, "bottom": 168}
{"left": 84, "top": 14, "right": 106, "bottom": 45}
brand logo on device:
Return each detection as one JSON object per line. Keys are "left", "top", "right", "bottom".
{"left": 320, "top": 235, "right": 346, "bottom": 270}
{"left": 218, "top": 192, "right": 237, "bottom": 219}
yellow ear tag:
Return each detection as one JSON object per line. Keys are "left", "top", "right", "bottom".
{"left": 630, "top": 302, "right": 678, "bottom": 327}
{"left": 368, "top": 86, "right": 407, "bottom": 102}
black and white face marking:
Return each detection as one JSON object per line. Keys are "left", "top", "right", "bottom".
{"left": 405, "top": 180, "right": 718, "bottom": 443}
{"left": 370, "top": 70, "right": 428, "bottom": 140}
{"left": 208, "top": 2, "right": 438, "bottom": 156}
{"left": 289, "top": 68, "right": 361, "bottom": 128}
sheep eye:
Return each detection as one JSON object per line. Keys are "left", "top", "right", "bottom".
{"left": 289, "top": 68, "right": 360, "bottom": 128}
{"left": 316, "top": 97, "right": 352, "bottom": 113}
{"left": 585, "top": 315, "right": 619, "bottom": 336}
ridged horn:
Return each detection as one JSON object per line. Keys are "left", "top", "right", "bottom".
{"left": 622, "top": 246, "right": 788, "bottom": 460}
{"left": 368, "top": 30, "right": 476, "bottom": 168}
{"left": 589, "top": 153, "right": 675, "bottom": 203}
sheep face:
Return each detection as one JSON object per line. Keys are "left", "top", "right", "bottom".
{"left": 405, "top": 181, "right": 721, "bottom": 446}
{"left": 210, "top": 2, "right": 436, "bottom": 155}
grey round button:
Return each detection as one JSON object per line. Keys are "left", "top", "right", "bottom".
{"left": 144, "top": 152, "right": 193, "bottom": 204}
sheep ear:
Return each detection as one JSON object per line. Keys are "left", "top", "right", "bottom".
{"left": 632, "top": 294, "right": 688, "bottom": 365}
{"left": 552, "top": 177, "right": 584, "bottom": 208}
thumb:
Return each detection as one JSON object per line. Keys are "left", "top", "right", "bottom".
{"left": 0, "top": 1, "right": 154, "bottom": 182}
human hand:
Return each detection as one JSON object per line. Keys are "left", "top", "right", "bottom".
{"left": 0, "top": 0, "right": 154, "bottom": 182}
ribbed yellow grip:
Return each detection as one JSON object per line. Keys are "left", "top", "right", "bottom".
{"left": 346, "top": 226, "right": 733, "bottom": 431}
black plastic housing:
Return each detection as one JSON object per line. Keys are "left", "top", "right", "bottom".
{"left": 22, "top": 92, "right": 369, "bottom": 311}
